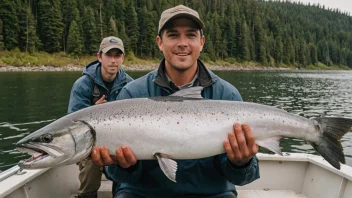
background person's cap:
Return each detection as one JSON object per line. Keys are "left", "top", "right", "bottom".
{"left": 158, "top": 5, "right": 205, "bottom": 35}
{"left": 99, "top": 36, "right": 124, "bottom": 53}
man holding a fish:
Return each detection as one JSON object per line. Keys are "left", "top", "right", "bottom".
{"left": 68, "top": 36, "right": 133, "bottom": 198}
{"left": 92, "top": 5, "right": 260, "bottom": 198}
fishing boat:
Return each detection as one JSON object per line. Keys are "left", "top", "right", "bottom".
{"left": 0, "top": 153, "right": 351, "bottom": 198}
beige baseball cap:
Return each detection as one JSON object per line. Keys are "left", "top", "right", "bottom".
{"left": 99, "top": 36, "right": 124, "bottom": 53}
{"left": 158, "top": 5, "right": 205, "bottom": 35}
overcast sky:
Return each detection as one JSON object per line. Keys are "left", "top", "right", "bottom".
{"left": 294, "top": 0, "right": 352, "bottom": 15}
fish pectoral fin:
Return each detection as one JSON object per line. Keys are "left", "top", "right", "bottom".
{"left": 256, "top": 136, "right": 283, "bottom": 155}
{"left": 154, "top": 153, "right": 177, "bottom": 183}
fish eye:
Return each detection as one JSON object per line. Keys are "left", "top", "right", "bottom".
{"left": 41, "top": 134, "right": 53, "bottom": 143}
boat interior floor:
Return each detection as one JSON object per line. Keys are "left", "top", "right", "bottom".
{"left": 90, "top": 180, "right": 308, "bottom": 198}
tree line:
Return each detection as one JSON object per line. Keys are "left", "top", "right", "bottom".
{"left": 0, "top": 0, "right": 352, "bottom": 68}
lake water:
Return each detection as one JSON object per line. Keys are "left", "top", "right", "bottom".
{"left": 0, "top": 70, "right": 351, "bottom": 171}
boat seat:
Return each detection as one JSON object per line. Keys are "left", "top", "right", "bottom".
{"left": 97, "top": 181, "right": 308, "bottom": 198}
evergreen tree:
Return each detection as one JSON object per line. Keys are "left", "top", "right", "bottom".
{"left": 203, "top": 17, "right": 216, "bottom": 61}
{"left": 17, "top": 0, "right": 27, "bottom": 51}
{"left": 62, "top": 0, "right": 78, "bottom": 52}
{"left": 125, "top": 1, "right": 139, "bottom": 54}
{"left": 118, "top": 22, "right": 130, "bottom": 54}
{"left": 106, "top": 17, "right": 118, "bottom": 37}
{"left": 212, "top": 12, "right": 222, "bottom": 59}
{"left": 114, "top": 0, "right": 126, "bottom": 29}
{"left": 146, "top": 0, "right": 153, "bottom": 11}
{"left": 0, "top": 19, "right": 4, "bottom": 50}
{"left": 265, "top": 33, "right": 275, "bottom": 66}
{"left": 226, "top": 18, "right": 237, "bottom": 58}
{"left": 205, "top": 39, "right": 216, "bottom": 61}
{"left": 237, "top": 18, "right": 250, "bottom": 61}
{"left": 347, "top": 52, "right": 352, "bottom": 68}
{"left": 37, "top": 0, "right": 64, "bottom": 52}
{"left": 0, "top": 0, "right": 19, "bottom": 50}
{"left": 25, "top": 4, "right": 40, "bottom": 53}
{"left": 305, "top": 43, "right": 312, "bottom": 66}
{"left": 16, "top": 0, "right": 39, "bottom": 53}
{"left": 328, "top": 40, "right": 339, "bottom": 65}
{"left": 254, "top": 16, "right": 266, "bottom": 63}
{"left": 338, "top": 48, "right": 347, "bottom": 66}
{"left": 317, "top": 40, "right": 332, "bottom": 66}
{"left": 0, "top": 0, "right": 351, "bottom": 68}
{"left": 309, "top": 43, "right": 318, "bottom": 65}
{"left": 82, "top": 6, "right": 99, "bottom": 53}
{"left": 97, "top": 0, "right": 103, "bottom": 39}
{"left": 72, "top": 8, "right": 82, "bottom": 41}
{"left": 259, "top": 40, "right": 267, "bottom": 64}
{"left": 103, "top": 0, "right": 116, "bottom": 37}
{"left": 137, "top": 6, "right": 156, "bottom": 57}
{"left": 283, "top": 36, "right": 294, "bottom": 65}
{"left": 297, "top": 38, "right": 307, "bottom": 67}
{"left": 223, "top": 0, "right": 236, "bottom": 58}
{"left": 67, "top": 20, "right": 83, "bottom": 55}
{"left": 274, "top": 36, "right": 283, "bottom": 64}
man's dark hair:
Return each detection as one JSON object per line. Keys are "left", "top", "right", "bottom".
{"left": 159, "top": 28, "right": 203, "bottom": 39}
{"left": 158, "top": 19, "right": 203, "bottom": 39}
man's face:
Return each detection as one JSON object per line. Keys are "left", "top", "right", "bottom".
{"left": 97, "top": 48, "right": 124, "bottom": 77}
{"left": 157, "top": 18, "right": 205, "bottom": 72}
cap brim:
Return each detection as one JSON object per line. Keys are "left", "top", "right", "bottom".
{"left": 159, "top": 13, "right": 205, "bottom": 35}
{"left": 101, "top": 45, "right": 124, "bottom": 54}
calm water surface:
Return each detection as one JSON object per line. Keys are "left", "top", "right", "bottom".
{"left": 0, "top": 70, "right": 351, "bottom": 171}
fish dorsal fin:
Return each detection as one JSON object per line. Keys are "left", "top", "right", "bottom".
{"left": 170, "top": 86, "right": 204, "bottom": 99}
{"left": 256, "top": 136, "right": 283, "bottom": 155}
{"left": 155, "top": 153, "right": 177, "bottom": 182}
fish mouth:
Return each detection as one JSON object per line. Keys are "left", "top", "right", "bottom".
{"left": 16, "top": 143, "right": 63, "bottom": 164}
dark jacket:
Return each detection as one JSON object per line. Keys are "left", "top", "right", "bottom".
{"left": 104, "top": 59, "right": 260, "bottom": 198}
{"left": 68, "top": 60, "right": 133, "bottom": 114}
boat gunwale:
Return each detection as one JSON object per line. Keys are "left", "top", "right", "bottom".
{"left": 0, "top": 153, "right": 352, "bottom": 198}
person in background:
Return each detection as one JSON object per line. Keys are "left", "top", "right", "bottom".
{"left": 68, "top": 36, "right": 133, "bottom": 198}
{"left": 92, "top": 5, "right": 260, "bottom": 198}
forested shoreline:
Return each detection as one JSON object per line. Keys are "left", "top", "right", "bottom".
{"left": 0, "top": 0, "right": 352, "bottom": 69}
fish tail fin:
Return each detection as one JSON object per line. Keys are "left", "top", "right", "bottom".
{"left": 311, "top": 117, "right": 352, "bottom": 169}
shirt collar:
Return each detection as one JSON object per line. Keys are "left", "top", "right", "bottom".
{"left": 154, "top": 59, "right": 214, "bottom": 93}
{"left": 165, "top": 67, "right": 199, "bottom": 90}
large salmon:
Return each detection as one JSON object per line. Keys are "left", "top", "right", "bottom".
{"left": 16, "top": 87, "right": 352, "bottom": 182}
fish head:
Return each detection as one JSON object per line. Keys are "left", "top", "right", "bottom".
{"left": 16, "top": 119, "right": 94, "bottom": 169}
